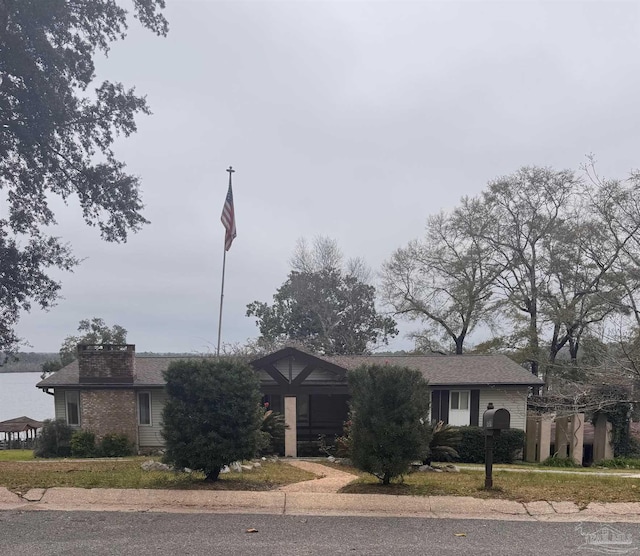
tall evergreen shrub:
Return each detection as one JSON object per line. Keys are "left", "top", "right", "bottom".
{"left": 349, "top": 364, "right": 431, "bottom": 484}
{"left": 162, "top": 358, "right": 263, "bottom": 481}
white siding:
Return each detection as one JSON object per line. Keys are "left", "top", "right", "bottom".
{"left": 138, "top": 389, "right": 167, "bottom": 448}
{"left": 479, "top": 387, "right": 528, "bottom": 431}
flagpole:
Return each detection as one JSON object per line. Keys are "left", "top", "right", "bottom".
{"left": 217, "top": 166, "right": 235, "bottom": 356}
{"left": 216, "top": 248, "right": 226, "bottom": 357}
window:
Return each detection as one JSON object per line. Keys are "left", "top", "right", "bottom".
{"left": 450, "top": 391, "right": 469, "bottom": 411}
{"left": 138, "top": 392, "right": 151, "bottom": 426}
{"left": 65, "top": 391, "right": 80, "bottom": 426}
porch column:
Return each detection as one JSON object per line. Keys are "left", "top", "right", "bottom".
{"left": 525, "top": 416, "right": 538, "bottom": 462}
{"left": 284, "top": 396, "right": 297, "bottom": 457}
{"left": 555, "top": 416, "right": 570, "bottom": 458}
{"left": 593, "top": 414, "right": 614, "bottom": 463}
{"left": 568, "top": 413, "right": 585, "bottom": 466}
{"left": 538, "top": 416, "right": 551, "bottom": 462}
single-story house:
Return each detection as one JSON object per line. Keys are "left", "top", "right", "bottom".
{"left": 37, "top": 344, "right": 544, "bottom": 456}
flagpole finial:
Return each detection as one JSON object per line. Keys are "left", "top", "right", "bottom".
{"left": 226, "top": 166, "right": 235, "bottom": 174}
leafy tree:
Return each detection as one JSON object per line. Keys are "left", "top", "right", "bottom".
{"left": 41, "top": 317, "right": 127, "bottom": 376}
{"left": 247, "top": 237, "right": 397, "bottom": 355}
{"left": 348, "top": 364, "right": 431, "bottom": 484}
{"left": 162, "top": 359, "right": 263, "bottom": 482}
{"left": 0, "top": 0, "right": 167, "bottom": 355}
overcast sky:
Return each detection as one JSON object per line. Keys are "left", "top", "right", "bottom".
{"left": 13, "top": 0, "right": 640, "bottom": 354}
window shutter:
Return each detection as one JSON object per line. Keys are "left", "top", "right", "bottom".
{"left": 470, "top": 389, "right": 480, "bottom": 426}
{"left": 441, "top": 390, "right": 450, "bottom": 424}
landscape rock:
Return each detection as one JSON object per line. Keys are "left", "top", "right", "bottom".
{"left": 219, "top": 465, "right": 231, "bottom": 474}
{"left": 141, "top": 460, "right": 171, "bottom": 472}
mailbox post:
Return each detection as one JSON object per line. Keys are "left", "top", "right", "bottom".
{"left": 482, "top": 403, "right": 510, "bottom": 489}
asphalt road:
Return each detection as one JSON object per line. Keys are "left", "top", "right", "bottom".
{"left": 1, "top": 511, "right": 637, "bottom": 556}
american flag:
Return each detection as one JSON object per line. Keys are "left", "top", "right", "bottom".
{"left": 220, "top": 182, "right": 236, "bottom": 251}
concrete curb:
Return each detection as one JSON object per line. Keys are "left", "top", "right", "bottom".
{"left": 0, "top": 487, "right": 26, "bottom": 510}
{"left": 0, "top": 487, "right": 639, "bottom": 522}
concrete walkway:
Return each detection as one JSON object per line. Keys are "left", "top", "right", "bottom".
{"left": 277, "top": 460, "right": 357, "bottom": 493}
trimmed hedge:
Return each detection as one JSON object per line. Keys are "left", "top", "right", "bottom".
{"left": 99, "top": 433, "right": 133, "bottom": 457}
{"left": 455, "top": 426, "right": 525, "bottom": 464}
{"left": 70, "top": 430, "right": 97, "bottom": 458}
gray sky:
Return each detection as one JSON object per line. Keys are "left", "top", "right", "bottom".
{"left": 14, "top": 0, "right": 640, "bottom": 354}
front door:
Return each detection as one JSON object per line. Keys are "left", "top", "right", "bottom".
{"left": 448, "top": 390, "right": 470, "bottom": 426}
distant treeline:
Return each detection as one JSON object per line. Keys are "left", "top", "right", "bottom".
{"left": 0, "top": 353, "right": 57, "bottom": 373}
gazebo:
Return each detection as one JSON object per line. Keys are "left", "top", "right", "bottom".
{"left": 0, "top": 416, "right": 44, "bottom": 448}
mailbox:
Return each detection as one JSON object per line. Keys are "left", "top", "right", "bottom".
{"left": 482, "top": 406, "right": 510, "bottom": 435}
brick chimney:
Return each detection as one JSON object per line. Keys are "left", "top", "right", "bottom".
{"left": 78, "top": 344, "right": 135, "bottom": 384}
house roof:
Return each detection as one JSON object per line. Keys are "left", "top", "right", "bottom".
{"left": 36, "top": 356, "right": 196, "bottom": 388}
{"left": 313, "top": 352, "right": 543, "bottom": 387}
{"left": 37, "top": 349, "right": 543, "bottom": 389}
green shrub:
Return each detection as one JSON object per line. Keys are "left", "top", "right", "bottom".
{"left": 335, "top": 417, "right": 353, "bottom": 458}
{"left": 349, "top": 364, "right": 431, "bottom": 484}
{"left": 542, "top": 454, "right": 580, "bottom": 467}
{"left": 162, "top": 358, "right": 263, "bottom": 481}
{"left": 455, "top": 427, "right": 525, "bottom": 464}
{"left": 98, "top": 433, "right": 133, "bottom": 457}
{"left": 70, "top": 430, "right": 96, "bottom": 458}
{"left": 596, "top": 457, "right": 640, "bottom": 469}
{"left": 424, "top": 422, "right": 461, "bottom": 465}
{"left": 259, "top": 409, "right": 286, "bottom": 455}
{"left": 494, "top": 429, "right": 525, "bottom": 463}
{"left": 455, "top": 427, "right": 486, "bottom": 463}
{"left": 34, "top": 419, "right": 73, "bottom": 458}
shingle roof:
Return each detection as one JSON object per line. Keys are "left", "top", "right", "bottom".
{"left": 319, "top": 353, "right": 543, "bottom": 386}
{"left": 36, "top": 356, "right": 201, "bottom": 388}
{"left": 36, "top": 350, "right": 543, "bottom": 389}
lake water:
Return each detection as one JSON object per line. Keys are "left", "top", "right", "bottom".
{"left": 0, "top": 372, "right": 55, "bottom": 422}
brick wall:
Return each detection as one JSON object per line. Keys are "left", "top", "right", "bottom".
{"left": 78, "top": 344, "right": 135, "bottom": 383}
{"left": 80, "top": 390, "right": 137, "bottom": 447}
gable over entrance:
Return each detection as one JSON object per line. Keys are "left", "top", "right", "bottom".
{"left": 251, "top": 348, "right": 350, "bottom": 456}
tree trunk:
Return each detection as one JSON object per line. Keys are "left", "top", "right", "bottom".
{"left": 382, "top": 471, "right": 391, "bottom": 485}
{"left": 205, "top": 468, "right": 221, "bottom": 482}
{"left": 455, "top": 336, "right": 464, "bottom": 355}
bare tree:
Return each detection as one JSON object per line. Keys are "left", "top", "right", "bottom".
{"left": 381, "top": 200, "right": 501, "bottom": 354}
{"left": 480, "top": 166, "right": 579, "bottom": 377}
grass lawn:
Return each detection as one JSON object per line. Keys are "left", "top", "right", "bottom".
{"left": 0, "top": 457, "right": 316, "bottom": 493}
{"left": 455, "top": 462, "right": 636, "bottom": 474}
{"left": 323, "top": 463, "right": 640, "bottom": 506}
{"left": 0, "top": 450, "right": 34, "bottom": 462}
